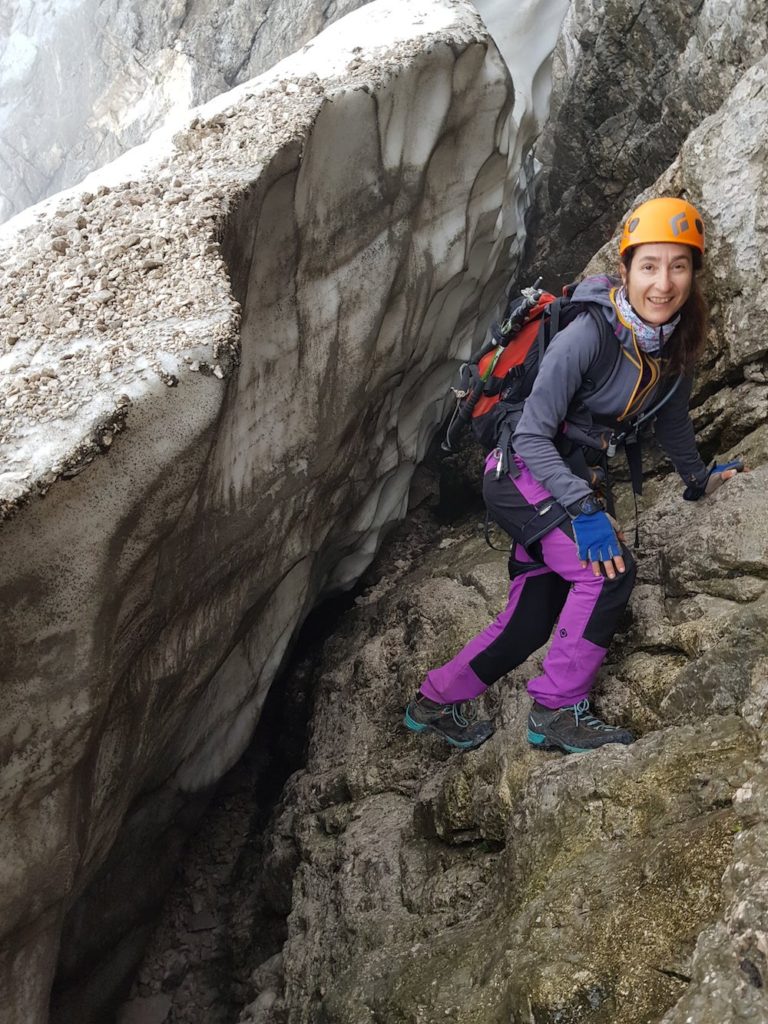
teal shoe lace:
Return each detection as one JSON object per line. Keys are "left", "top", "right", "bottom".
{"left": 449, "top": 701, "right": 477, "bottom": 726}
{"left": 570, "top": 699, "right": 617, "bottom": 732}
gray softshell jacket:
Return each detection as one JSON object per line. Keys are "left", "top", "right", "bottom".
{"left": 512, "top": 274, "right": 709, "bottom": 509}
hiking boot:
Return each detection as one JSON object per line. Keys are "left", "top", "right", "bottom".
{"left": 527, "top": 698, "right": 634, "bottom": 754}
{"left": 404, "top": 694, "right": 494, "bottom": 751}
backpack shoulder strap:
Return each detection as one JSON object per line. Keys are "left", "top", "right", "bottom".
{"left": 535, "top": 295, "right": 612, "bottom": 376}
{"left": 534, "top": 293, "right": 567, "bottom": 373}
{"left": 581, "top": 303, "right": 619, "bottom": 389}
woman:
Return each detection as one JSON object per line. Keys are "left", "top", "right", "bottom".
{"left": 404, "top": 197, "right": 742, "bottom": 754}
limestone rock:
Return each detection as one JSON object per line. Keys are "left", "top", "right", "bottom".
{"left": 585, "top": 58, "right": 768, "bottom": 1017}
{"left": 212, "top": 499, "right": 761, "bottom": 1024}
{"left": 518, "top": 0, "right": 768, "bottom": 287}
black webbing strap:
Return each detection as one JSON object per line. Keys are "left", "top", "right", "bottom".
{"left": 536, "top": 299, "right": 561, "bottom": 373}
{"left": 625, "top": 436, "right": 644, "bottom": 496}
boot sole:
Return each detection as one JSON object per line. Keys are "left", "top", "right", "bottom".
{"left": 404, "top": 710, "right": 492, "bottom": 751}
{"left": 527, "top": 728, "right": 590, "bottom": 754}
{"left": 527, "top": 728, "right": 631, "bottom": 754}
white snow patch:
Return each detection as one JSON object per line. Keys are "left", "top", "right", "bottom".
{"left": 475, "top": 0, "right": 571, "bottom": 129}
{"left": 0, "top": 30, "right": 38, "bottom": 84}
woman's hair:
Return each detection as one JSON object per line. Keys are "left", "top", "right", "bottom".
{"left": 621, "top": 246, "right": 707, "bottom": 375}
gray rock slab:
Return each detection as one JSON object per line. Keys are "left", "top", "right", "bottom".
{"left": 227, "top": 504, "right": 762, "bottom": 1023}
{"left": 519, "top": 0, "right": 768, "bottom": 288}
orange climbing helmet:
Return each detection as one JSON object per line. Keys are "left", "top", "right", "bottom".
{"left": 619, "top": 197, "right": 705, "bottom": 255}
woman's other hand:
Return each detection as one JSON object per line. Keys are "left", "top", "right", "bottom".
{"left": 705, "top": 459, "right": 745, "bottom": 496}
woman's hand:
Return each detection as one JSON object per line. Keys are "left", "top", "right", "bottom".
{"left": 705, "top": 460, "right": 745, "bottom": 496}
{"left": 571, "top": 509, "right": 626, "bottom": 580}
{"left": 683, "top": 459, "right": 745, "bottom": 501}
{"left": 581, "top": 550, "right": 626, "bottom": 580}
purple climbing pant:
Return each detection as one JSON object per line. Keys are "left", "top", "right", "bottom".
{"left": 419, "top": 454, "right": 636, "bottom": 709}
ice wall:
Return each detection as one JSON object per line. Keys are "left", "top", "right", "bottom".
{"left": 0, "top": 2, "right": 520, "bottom": 1019}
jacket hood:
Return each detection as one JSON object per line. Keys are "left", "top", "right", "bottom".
{"left": 570, "top": 274, "right": 636, "bottom": 354}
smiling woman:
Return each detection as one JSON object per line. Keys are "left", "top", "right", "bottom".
{"left": 404, "top": 195, "right": 745, "bottom": 755}
{"left": 617, "top": 196, "right": 709, "bottom": 376}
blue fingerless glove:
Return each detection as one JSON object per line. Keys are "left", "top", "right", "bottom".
{"left": 682, "top": 459, "right": 744, "bottom": 500}
{"left": 572, "top": 510, "right": 621, "bottom": 562}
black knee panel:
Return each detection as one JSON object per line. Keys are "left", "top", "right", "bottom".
{"left": 469, "top": 570, "right": 570, "bottom": 685}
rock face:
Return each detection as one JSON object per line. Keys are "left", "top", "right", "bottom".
{"left": 134, "top": 465, "right": 768, "bottom": 1021}
{"left": 148, "top": 34, "right": 768, "bottom": 1024}
{"left": 0, "top": 0, "right": 570, "bottom": 226}
{"left": 519, "top": 0, "right": 768, "bottom": 288}
{"left": 0, "top": 3, "right": 524, "bottom": 1020}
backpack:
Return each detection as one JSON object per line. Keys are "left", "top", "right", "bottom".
{"left": 442, "top": 279, "right": 617, "bottom": 461}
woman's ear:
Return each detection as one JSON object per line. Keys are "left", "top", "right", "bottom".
{"left": 619, "top": 262, "right": 628, "bottom": 287}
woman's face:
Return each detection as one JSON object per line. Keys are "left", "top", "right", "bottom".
{"left": 620, "top": 242, "right": 694, "bottom": 326}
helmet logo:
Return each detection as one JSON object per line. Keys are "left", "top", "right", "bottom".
{"left": 627, "top": 217, "right": 640, "bottom": 233}
{"left": 670, "top": 212, "right": 689, "bottom": 236}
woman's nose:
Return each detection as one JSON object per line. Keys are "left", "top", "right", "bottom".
{"left": 656, "top": 267, "right": 672, "bottom": 291}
